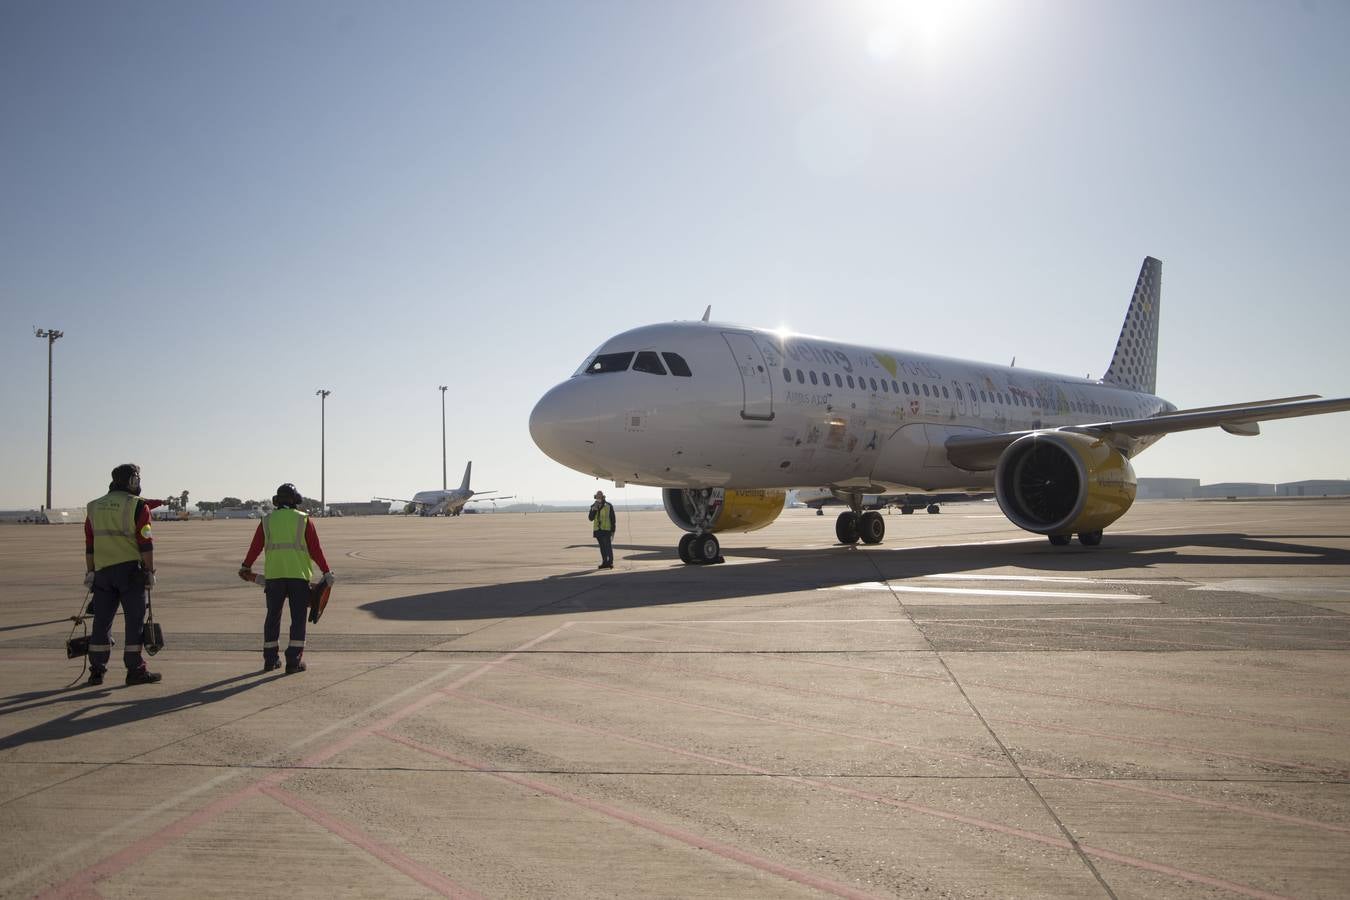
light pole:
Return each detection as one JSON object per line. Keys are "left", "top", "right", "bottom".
{"left": 316, "top": 389, "right": 331, "bottom": 514}
{"left": 439, "top": 385, "right": 448, "bottom": 490}
{"left": 34, "top": 328, "right": 64, "bottom": 510}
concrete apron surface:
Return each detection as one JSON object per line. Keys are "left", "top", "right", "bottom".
{"left": 1, "top": 500, "right": 1348, "bottom": 898}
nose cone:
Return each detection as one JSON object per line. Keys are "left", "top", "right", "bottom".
{"left": 530, "top": 380, "right": 586, "bottom": 468}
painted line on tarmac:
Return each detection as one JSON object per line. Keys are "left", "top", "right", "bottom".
{"left": 29, "top": 623, "right": 573, "bottom": 899}
{"left": 433, "top": 690, "right": 1294, "bottom": 900}
{"left": 262, "top": 784, "right": 485, "bottom": 899}
{"left": 828, "top": 582, "right": 1147, "bottom": 601}
{"left": 378, "top": 730, "right": 886, "bottom": 900}
{"left": 924, "top": 573, "right": 1179, "bottom": 585}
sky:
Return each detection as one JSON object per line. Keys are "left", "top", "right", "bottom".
{"left": 2, "top": 0, "right": 1348, "bottom": 510}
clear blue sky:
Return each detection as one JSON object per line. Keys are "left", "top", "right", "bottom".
{"left": 3, "top": 0, "right": 1348, "bottom": 509}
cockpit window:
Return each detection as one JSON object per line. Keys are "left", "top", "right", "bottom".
{"left": 585, "top": 352, "right": 634, "bottom": 374}
{"left": 633, "top": 351, "right": 666, "bottom": 375}
{"left": 662, "top": 352, "right": 692, "bottom": 377}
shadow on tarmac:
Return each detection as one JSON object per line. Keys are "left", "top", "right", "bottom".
{"left": 0, "top": 671, "right": 275, "bottom": 749}
{"left": 358, "top": 531, "right": 1350, "bottom": 623}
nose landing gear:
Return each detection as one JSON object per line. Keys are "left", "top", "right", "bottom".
{"left": 678, "top": 532, "right": 723, "bottom": 564}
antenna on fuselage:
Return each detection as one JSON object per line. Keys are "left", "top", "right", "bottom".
{"left": 1010, "top": 356, "right": 1016, "bottom": 367}
{"left": 701, "top": 305, "right": 711, "bottom": 322}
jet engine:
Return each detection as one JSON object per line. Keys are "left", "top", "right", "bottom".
{"left": 662, "top": 488, "right": 786, "bottom": 534}
{"left": 994, "top": 432, "right": 1136, "bottom": 543}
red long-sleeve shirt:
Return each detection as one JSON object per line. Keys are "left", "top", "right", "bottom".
{"left": 241, "top": 518, "right": 330, "bottom": 573}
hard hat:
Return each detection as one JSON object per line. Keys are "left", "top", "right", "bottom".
{"left": 273, "top": 483, "right": 303, "bottom": 508}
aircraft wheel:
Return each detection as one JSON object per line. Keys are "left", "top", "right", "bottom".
{"left": 1047, "top": 534, "right": 1071, "bottom": 546}
{"left": 816, "top": 508, "right": 824, "bottom": 516}
{"left": 901, "top": 506, "right": 914, "bottom": 515}
{"left": 859, "top": 511, "right": 885, "bottom": 544}
{"left": 835, "top": 511, "right": 860, "bottom": 545}
{"left": 678, "top": 533, "right": 696, "bottom": 563}
{"left": 692, "top": 533, "right": 721, "bottom": 564}
{"left": 1078, "top": 530, "right": 1103, "bottom": 547}
{"left": 927, "top": 504, "right": 941, "bottom": 514}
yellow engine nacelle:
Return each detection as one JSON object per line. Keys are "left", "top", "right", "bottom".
{"left": 995, "top": 432, "right": 1136, "bottom": 537}
{"left": 662, "top": 488, "right": 786, "bottom": 534}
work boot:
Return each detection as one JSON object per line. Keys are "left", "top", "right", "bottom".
{"left": 263, "top": 659, "right": 282, "bottom": 672}
{"left": 87, "top": 669, "right": 105, "bottom": 686}
{"left": 125, "top": 667, "right": 162, "bottom": 685}
{"left": 285, "top": 659, "right": 307, "bottom": 675}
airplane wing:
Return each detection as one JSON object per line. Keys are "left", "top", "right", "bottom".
{"left": 373, "top": 496, "right": 418, "bottom": 505}
{"left": 945, "top": 395, "right": 1350, "bottom": 472}
{"left": 466, "top": 494, "right": 515, "bottom": 503}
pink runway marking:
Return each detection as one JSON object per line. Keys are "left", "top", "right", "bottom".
{"left": 33, "top": 624, "right": 570, "bottom": 898}
{"left": 377, "top": 730, "right": 886, "bottom": 900}
{"left": 436, "top": 690, "right": 1295, "bottom": 900}
{"left": 261, "top": 785, "right": 484, "bottom": 899}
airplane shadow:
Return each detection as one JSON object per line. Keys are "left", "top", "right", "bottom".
{"left": 358, "top": 532, "right": 1350, "bottom": 623}
{"left": 0, "top": 672, "right": 275, "bottom": 749}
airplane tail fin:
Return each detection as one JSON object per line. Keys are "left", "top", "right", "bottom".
{"left": 1102, "top": 256, "right": 1161, "bottom": 395}
{"left": 459, "top": 461, "right": 472, "bottom": 493}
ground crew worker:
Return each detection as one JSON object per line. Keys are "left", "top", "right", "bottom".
{"left": 83, "top": 463, "right": 161, "bottom": 686}
{"left": 237, "top": 483, "right": 334, "bottom": 673}
{"left": 588, "top": 490, "right": 616, "bottom": 569}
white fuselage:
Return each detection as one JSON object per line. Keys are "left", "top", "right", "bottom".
{"left": 410, "top": 489, "right": 471, "bottom": 515}
{"left": 530, "top": 322, "right": 1175, "bottom": 493}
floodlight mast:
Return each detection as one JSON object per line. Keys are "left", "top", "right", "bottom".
{"left": 439, "top": 385, "right": 448, "bottom": 490}
{"left": 316, "top": 389, "right": 331, "bottom": 514}
{"left": 34, "top": 328, "right": 64, "bottom": 510}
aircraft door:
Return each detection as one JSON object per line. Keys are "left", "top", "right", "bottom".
{"left": 722, "top": 332, "right": 774, "bottom": 421}
{"left": 966, "top": 382, "right": 980, "bottom": 417}
{"left": 952, "top": 380, "right": 967, "bottom": 416}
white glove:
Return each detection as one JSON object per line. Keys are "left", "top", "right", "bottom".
{"left": 145, "top": 570, "right": 157, "bottom": 589}
{"left": 322, "top": 570, "right": 336, "bottom": 586}
{"left": 238, "top": 565, "right": 254, "bottom": 582}
{"left": 83, "top": 571, "right": 95, "bottom": 589}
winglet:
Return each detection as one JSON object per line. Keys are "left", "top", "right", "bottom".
{"left": 701, "top": 305, "right": 711, "bottom": 322}
{"left": 1103, "top": 256, "right": 1161, "bottom": 394}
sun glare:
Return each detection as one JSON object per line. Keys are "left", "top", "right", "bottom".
{"left": 862, "top": 0, "right": 989, "bottom": 61}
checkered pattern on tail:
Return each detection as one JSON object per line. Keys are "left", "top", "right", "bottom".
{"left": 1103, "top": 256, "right": 1161, "bottom": 394}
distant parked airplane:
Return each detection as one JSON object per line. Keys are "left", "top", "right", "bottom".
{"left": 377, "top": 462, "right": 512, "bottom": 516}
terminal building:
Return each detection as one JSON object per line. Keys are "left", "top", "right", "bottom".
{"left": 327, "top": 501, "right": 392, "bottom": 516}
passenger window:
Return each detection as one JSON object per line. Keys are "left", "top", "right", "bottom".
{"left": 881, "top": 379, "right": 889, "bottom": 393}
{"left": 834, "top": 373, "right": 843, "bottom": 387}
{"left": 586, "top": 352, "right": 634, "bottom": 374}
{"left": 662, "top": 353, "right": 693, "bottom": 377}
{"left": 632, "top": 351, "right": 666, "bottom": 375}
{"left": 796, "top": 368, "right": 805, "bottom": 383}
{"left": 922, "top": 384, "right": 930, "bottom": 397}
{"left": 847, "top": 375, "right": 855, "bottom": 389}
{"left": 892, "top": 380, "right": 900, "bottom": 394}
{"left": 902, "top": 382, "right": 909, "bottom": 395}
{"left": 810, "top": 371, "right": 818, "bottom": 385}
{"left": 869, "top": 377, "right": 878, "bottom": 391}
{"left": 783, "top": 368, "right": 791, "bottom": 382}
{"left": 955, "top": 387, "right": 962, "bottom": 400}
{"left": 941, "top": 386, "right": 949, "bottom": 398}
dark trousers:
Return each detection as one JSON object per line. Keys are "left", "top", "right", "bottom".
{"left": 89, "top": 561, "right": 147, "bottom": 673}
{"left": 595, "top": 531, "right": 613, "bottom": 565}
{"left": 263, "top": 578, "right": 309, "bottom": 664}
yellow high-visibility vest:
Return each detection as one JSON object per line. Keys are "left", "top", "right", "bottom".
{"left": 88, "top": 491, "right": 143, "bottom": 570}
{"left": 262, "top": 508, "right": 313, "bottom": 581}
{"left": 596, "top": 503, "right": 613, "bottom": 531}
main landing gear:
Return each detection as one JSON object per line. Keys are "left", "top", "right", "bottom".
{"left": 835, "top": 496, "right": 885, "bottom": 547}
{"left": 1047, "top": 530, "right": 1103, "bottom": 547}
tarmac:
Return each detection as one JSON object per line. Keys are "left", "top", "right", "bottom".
{"left": 1, "top": 499, "right": 1349, "bottom": 899}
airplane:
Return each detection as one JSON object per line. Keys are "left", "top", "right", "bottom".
{"left": 794, "top": 488, "right": 992, "bottom": 515}
{"left": 529, "top": 256, "right": 1350, "bottom": 564}
{"left": 376, "top": 462, "right": 512, "bottom": 517}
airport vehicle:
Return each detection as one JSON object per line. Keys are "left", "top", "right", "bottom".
{"left": 530, "top": 257, "right": 1350, "bottom": 563}
{"left": 376, "top": 462, "right": 511, "bottom": 517}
